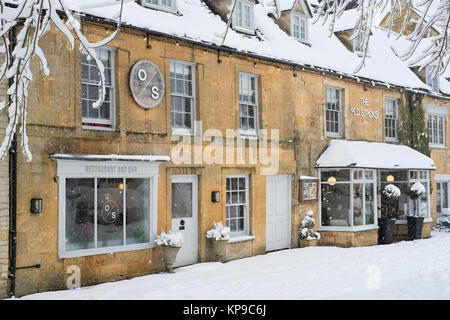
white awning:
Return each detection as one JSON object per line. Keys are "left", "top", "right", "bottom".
{"left": 50, "top": 154, "right": 170, "bottom": 162}
{"left": 316, "top": 140, "right": 435, "bottom": 170}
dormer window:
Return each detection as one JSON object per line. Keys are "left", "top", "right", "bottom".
{"left": 426, "top": 66, "right": 440, "bottom": 92}
{"left": 141, "top": 0, "right": 177, "bottom": 13}
{"left": 353, "top": 32, "right": 364, "bottom": 53}
{"left": 291, "top": 12, "right": 309, "bottom": 43}
{"left": 232, "top": 0, "right": 255, "bottom": 34}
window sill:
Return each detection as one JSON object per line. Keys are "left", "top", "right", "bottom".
{"left": 228, "top": 235, "right": 255, "bottom": 243}
{"left": 385, "top": 138, "right": 398, "bottom": 143}
{"left": 59, "top": 243, "right": 155, "bottom": 259}
{"left": 394, "top": 218, "right": 433, "bottom": 225}
{"left": 82, "top": 124, "right": 115, "bottom": 132}
{"left": 318, "top": 225, "right": 379, "bottom": 232}
{"left": 429, "top": 144, "right": 446, "bottom": 150}
{"left": 233, "top": 25, "right": 255, "bottom": 36}
{"left": 239, "top": 132, "right": 258, "bottom": 140}
{"left": 294, "top": 38, "right": 311, "bottom": 46}
{"left": 172, "top": 129, "right": 196, "bottom": 137}
{"left": 326, "top": 133, "right": 343, "bottom": 139}
{"left": 141, "top": 3, "right": 180, "bottom": 15}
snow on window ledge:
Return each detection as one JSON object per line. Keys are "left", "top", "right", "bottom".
{"left": 233, "top": 25, "right": 256, "bottom": 36}
{"left": 385, "top": 137, "right": 398, "bottom": 143}
{"left": 429, "top": 144, "right": 446, "bottom": 150}
{"left": 318, "top": 225, "right": 379, "bottom": 232}
{"left": 394, "top": 218, "right": 433, "bottom": 225}
{"left": 228, "top": 235, "right": 255, "bottom": 243}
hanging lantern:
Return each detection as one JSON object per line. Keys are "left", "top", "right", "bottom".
{"left": 386, "top": 175, "right": 395, "bottom": 182}
{"left": 327, "top": 176, "right": 336, "bottom": 186}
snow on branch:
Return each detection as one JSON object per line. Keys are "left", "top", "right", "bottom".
{"left": 314, "top": 0, "right": 449, "bottom": 77}
{"left": 0, "top": 0, "right": 126, "bottom": 161}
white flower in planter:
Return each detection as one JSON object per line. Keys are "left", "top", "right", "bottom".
{"left": 408, "top": 182, "right": 426, "bottom": 199}
{"left": 382, "top": 184, "right": 401, "bottom": 200}
{"left": 299, "top": 210, "right": 320, "bottom": 240}
{"left": 206, "top": 222, "right": 230, "bottom": 241}
{"left": 155, "top": 230, "right": 184, "bottom": 247}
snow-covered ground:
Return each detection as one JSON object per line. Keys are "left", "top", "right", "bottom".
{"left": 15, "top": 230, "right": 450, "bottom": 300}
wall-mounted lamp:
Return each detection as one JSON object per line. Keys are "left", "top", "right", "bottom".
{"left": 386, "top": 175, "right": 395, "bottom": 182}
{"left": 31, "top": 198, "right": 42, "bottom": 214}
{"left": 211, "top": 191, "right": 220, "bottom": 203}
{"left": 327, "top": 177, "right": 336, "bottom": 186}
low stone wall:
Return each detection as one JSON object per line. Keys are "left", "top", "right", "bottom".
{"left": 318, "top": 229, "right": 379, "bottom": 248}
{"left": 225, "top": 239, "right": 254, "bottom": 262}
{"left": 393, "top": 222, "right": 432, "bottom": 241}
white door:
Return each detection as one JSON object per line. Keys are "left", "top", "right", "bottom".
{"left": 266, "top": 174, "right": 291, "bottom": 252}
{"left": 171, "top": 175, "right": 198, "bottom": 267}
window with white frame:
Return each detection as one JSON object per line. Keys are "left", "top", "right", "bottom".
{"left": 81, "top": 47, "right": 115, "bottom": 129}
{"left": 239, "top": 72, "right": 259, "bottom": 137}
{"left": 55, "top": 159, "right": 161, "bottom": 258}
{"left": 379, "top": 170, "right": 430, "bottom": 221}
{"left": 428, "top": 113, "right": 445, "bottom": 147}
{"left": 426, "top": 66, "right": 440, "bottom": 92}
{"left": 325, "top": 86, "right": 342, "bottom": 137}
{"left": 409, "top": 170, "right": 430, "bottom": 218}
{"left": 353, "top": 32, "right": 364, "bottom": 53}
{"left": 385, "top": 97, "right": 398, "bottom": 141}
{"left": 141, "top": 0, "right": 177, "bottom": 12}
{"left": 226, "top": 175, "right": 249, "bottom": 235}
{"left": 320, "top": 169, "right": 376, "bottom": 228}
{"left": 436, "top": 181, "right": 449, "bottom": 214}
{"left": 232, "top": 0, "right": 255, "bottom": 34}
{"left": 170, "top": 60, "right": 195, "bottom": 134}
{"left": 291, "top": 12, "right": 309, "bottom": 43}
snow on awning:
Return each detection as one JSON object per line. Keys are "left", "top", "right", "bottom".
{"left": 50, "top": 154, "right": 170, "bottom": 162}
{"left": 315, "top": 140, "right": 435, "bottom": 170}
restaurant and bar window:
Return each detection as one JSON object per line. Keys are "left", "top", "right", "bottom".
{"left": 378, "top": 170, "right": 430, "bottom": 221}
{"left": 316, "top": 140, "right": 435, "bottom": 231}
{"left": 51, "top": 154, "right": 168, "bottom": 258}
{"left": 320, "top": 169, "right": 376, "bottom": 229}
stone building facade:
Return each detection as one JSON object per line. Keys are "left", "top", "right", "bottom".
{"left": 0, "top": 0, "right": 449, "bottom": 297}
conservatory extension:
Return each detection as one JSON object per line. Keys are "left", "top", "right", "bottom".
{"left": 315, "top": 140, "right": 435, "bottom": 247}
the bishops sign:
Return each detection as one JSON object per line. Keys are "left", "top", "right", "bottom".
{"left": 129, "top": 60, "right": 165, "bottom": 109}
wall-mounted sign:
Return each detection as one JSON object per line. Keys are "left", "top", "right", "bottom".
{"left": 350, "top": 98, "right": 379, "bottom": 119}
{"left": 129, "top": 60, "right": 165, "bottom": 109}
{"left": 299, "top": 179, "right": 318, "bottom": 202}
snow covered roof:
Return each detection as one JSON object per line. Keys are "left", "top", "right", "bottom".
{"left": 38, "top": 0, "right": 450, "bottom": 98}
{"left": 50, "top": 154, "right": 170, "bottom": 162}
{"left": 316, "top": 140, "right": 436, "bottom": 170}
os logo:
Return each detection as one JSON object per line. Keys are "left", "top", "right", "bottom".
{"left": 129, "top": 60, "right": 165, "bottom": 109}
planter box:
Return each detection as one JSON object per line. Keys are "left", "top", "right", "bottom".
{"left": 163, "top": 246, "right": 181, "bottom": 273}
{"left": 211, "top": 239, "right": 228, "bottom": 262}
{"left": 378, "top": 218, "right": 396, "bottom": 244}
{"left": 407, "top": 216, "right": 424, "bottom": 241}
{"left": 299, "top": 239, "right": 318, "bottom": 248}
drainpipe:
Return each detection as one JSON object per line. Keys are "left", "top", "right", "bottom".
{"left": 409, "top": 93, "right": 415, "bottom": 147}
{"left": 8, "top": 133, "right": 17, "bottom": 297}
{"left": 8, "top": 25, "right": 17, "bottom": 298}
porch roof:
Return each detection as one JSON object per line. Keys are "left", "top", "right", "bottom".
{"left": 315, "top": 140, "right": 436, "bottom": 170}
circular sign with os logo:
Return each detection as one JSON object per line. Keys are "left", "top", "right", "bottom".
{"left": 129, "top": 60, "right": 165, "bottom": 109}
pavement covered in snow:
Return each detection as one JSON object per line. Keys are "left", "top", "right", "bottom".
{"left": 15, "top": 231, "right": 450, "bottom": 300}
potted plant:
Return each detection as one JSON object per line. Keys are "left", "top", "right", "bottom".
{"left": 407, "top": 182, "right": 426, "bottom": 240}
{"left": 299, "top": 210, "right": 320, "bottom": 247}
{"left": 378, "top": 184, "right": 400, "bottom": 244}
{"left": 155, "top": 230, "right": 184, "bottom": 273}
{"left": 206, "top": 222, "right": 230, "bottom": 262}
